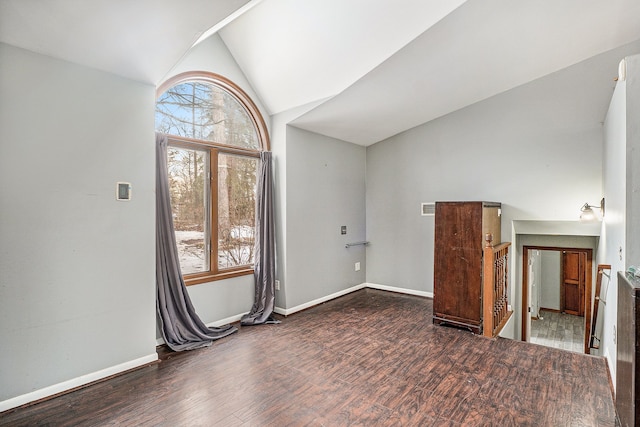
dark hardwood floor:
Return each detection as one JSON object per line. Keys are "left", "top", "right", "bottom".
{"left": 0, "top": 289, "right": 616, "bottom": 426}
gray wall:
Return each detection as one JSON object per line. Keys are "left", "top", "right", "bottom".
{"left": 284, "top": 126, "right": 366, "bottom": 308}
{"left": 158, "top": 34, "right": 272, "bottom": 326}
{"left": 0, "top": 43, "right": 157, "bottom": 402}
{"left": 156, "top": 27, "right": 369, "bottom": 317}
{"left": 2, "top": 26, "right": 637, "bottom": 410}
{"left": 365, "top": 44, "right": 628, "bottom": 294}
{"left": 270, "top": 99, "right": 327, "bottom": 311}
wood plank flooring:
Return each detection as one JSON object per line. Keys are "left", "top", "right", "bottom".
{"left": 531, "top": 309, "right": 585, "bottom": 354}
{"left": 0, "top": 289, "right": 616, "bottom": 426}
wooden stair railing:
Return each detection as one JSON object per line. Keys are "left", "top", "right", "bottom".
{"left": 483, "top": 234, "right": 512, "bottom": 338}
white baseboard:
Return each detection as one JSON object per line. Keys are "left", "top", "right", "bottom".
{"left": 0, "top": 353, "right": 158, "bottom": 413}
{"left": 157, "top": 313, "right": 249, "bottom": 346}
{"left": 275, "top": 283, "right": 367, "bottom": 316}
{"left": 206, "top": 313, "right": 245, "bottom": 328}
{"left": 604, "top": 347, "right": 616, "bottom": 392}
{"left": 364, "top": 282, "right": 433, "bottom": 299}
{"left": 6, "top": 283, "right": 429, "bottom": 412}
{"left": 274, "top": 282, "right": 431, "bottom": 316}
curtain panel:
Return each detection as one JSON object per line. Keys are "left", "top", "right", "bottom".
{"left": 241, "top": 151, "right": 277, "bottom": 326}
{"left": 156, "top": 133, "right": 237, "bottom": 351}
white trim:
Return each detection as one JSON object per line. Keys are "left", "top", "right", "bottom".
{"left": 206, "top": 313, "right": 245, "bottom": 328}
{"left": 604, "top": 347, "right": 616, "bottom": 391}
{"left": 0, "top": 353, "right": 158, "bottom": 413}
{"left": 275, "top": 284, "right": 367, "bottom": 316}
{"left": 274, "top": 283, "right": 432, "bottom": 316}
{"left": 156, "top": 283, "right": 430, "bottom": 326}
{"left": 365, "top": 282, "right": 433, "bottom": 298}
{"left": 6, "top": 284, "right": 431, "bottom": 411}
{"left": 156, "top": 313, "right": 248, "bottom": 346}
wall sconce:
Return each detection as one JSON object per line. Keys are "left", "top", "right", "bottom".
{"left": 580, "top": 198, "right": 605, "bottom": 221}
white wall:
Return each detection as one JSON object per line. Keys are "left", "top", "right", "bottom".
{"left": 540, "top": 251, "right": 561, "bottom": 310}
{"left": 163, "top": 34, "right": 270, "bottom": 130}
{"left": 598, "top": 77, "right": 626, "bottom": 385}
{"left": 0, "top": 43, "right": 157, "bottom": 407}
{"left": 597, "top": 54, "right": 640, "bottom": 391}
{"left": 626, "top": 55, "right": 640, "bottom": 266}
{"left": 529, "top": 250, "right": 542, "bottom": 318}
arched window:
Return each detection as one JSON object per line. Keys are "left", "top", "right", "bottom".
{"left": 156, "top": 72, "right": 269, "bottom": 285}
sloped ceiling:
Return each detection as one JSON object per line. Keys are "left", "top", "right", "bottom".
{"left": 1, "top": 0, "right": 639, "bottom": 146}
{"left": 219, "top": 0, "right": 468, "bottom": 115}
{"left": 0, "top": 0, "right": 251, "bottom": 84}
{"left": 221, "top": 0, "right": 640, "bottom": 145}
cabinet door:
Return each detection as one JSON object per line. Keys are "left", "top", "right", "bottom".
{"left": 433, "top": 202, "right": 483, "bottom": 326}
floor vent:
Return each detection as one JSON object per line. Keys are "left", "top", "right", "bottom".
{"left": 421, "top": 202, "right": 435, "bottom": 216}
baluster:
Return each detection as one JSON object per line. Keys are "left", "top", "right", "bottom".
{"left": 483, "top": 234, "right": 495, "bottom": 337}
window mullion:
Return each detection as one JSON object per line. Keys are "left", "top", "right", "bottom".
{"left": 210, "top": 148, "right": 219, "bottom": 275}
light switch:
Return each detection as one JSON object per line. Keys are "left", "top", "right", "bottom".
{"left": 341, "top": 226, "right": 347, "bottom": 235}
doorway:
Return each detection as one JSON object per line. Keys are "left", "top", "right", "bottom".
{"left": 522, "top": 246, "right": 593, "bottom": 354}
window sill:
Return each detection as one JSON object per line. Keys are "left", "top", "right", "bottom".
{"left": 184, "top": 268, "right": 254, "bottom": 286}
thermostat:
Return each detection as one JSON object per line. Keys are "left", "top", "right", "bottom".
{"left": 116, "top": 182, "right": 132, "bottom": 201}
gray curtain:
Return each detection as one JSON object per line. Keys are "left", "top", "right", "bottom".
{"left": 241, "top": 151, "right": 278, "bottom": 326}
{"left": 156, "top": 133, "right": 237, "bottom": 351}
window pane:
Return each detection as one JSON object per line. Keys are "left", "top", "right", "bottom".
{"left": 218, "top": 154, "right": 257, "bottom": 269}
{"left": 167, "top": 146, "right": 210, "bottom": 274}
{"left": 155, "top": 81, "right": 260, "bottom": 150}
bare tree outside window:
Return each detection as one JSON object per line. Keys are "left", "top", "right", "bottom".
{"left": 155, "top": 79, "right": 261, "bottom": 279}
{"left": 218, "top": 153, "right": 257, "bottom": 268}
{"left": 166, "top": 146, "right": 209, "bottom": 274}
{"left": 156, "top": 81, "right": 259, "bottom": 149}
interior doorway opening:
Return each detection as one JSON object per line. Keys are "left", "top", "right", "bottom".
{"left": 522, "top": 246, "right": 593, "bottom": 354}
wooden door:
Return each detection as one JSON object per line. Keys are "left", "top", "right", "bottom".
{"left": 562, "top": 251, "right": 585, "bottom": 316}
{"left": 433, "top": 202, "right": 484, "bottom": 332}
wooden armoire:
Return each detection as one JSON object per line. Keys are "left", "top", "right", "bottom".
{"left": 432, "top": 201, "right": 501, "bottom": 334}
{"left": 617, "top": 271, "right": 640, "bottom": 427}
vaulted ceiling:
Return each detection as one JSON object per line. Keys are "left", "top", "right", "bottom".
{"left": 1, "top": 0, "right": 639, "bottom": 146}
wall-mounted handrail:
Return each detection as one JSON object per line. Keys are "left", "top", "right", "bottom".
{"left": 345, "top": 241, "right": 369, "bottom": 248}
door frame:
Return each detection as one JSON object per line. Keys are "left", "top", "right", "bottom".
{"left": 521, "top": 245, "right": 593, "bottom": 353}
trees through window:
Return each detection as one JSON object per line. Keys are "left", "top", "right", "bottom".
{"left": 155, "top": 73, "right": 268, "bottom": 285}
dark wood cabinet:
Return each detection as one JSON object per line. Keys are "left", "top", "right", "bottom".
{"left": 617, "top": 271, "right": 640, "bottom": 427}
{"left": 432, "top": 201, "right": 501, "bottom": 334}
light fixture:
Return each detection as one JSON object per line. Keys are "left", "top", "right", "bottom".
{"left": 580, "top": 198, "right": 605, "bottom": 221}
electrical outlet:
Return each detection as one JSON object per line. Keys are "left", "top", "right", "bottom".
{"left": 275, "top": 280, "right": 280, "bottom": 291}
{"left": 613, "top": 324, "right": 617, "bottom": 344}
{"left": 355, "top": 262, "right": 361, "bottom": 272}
